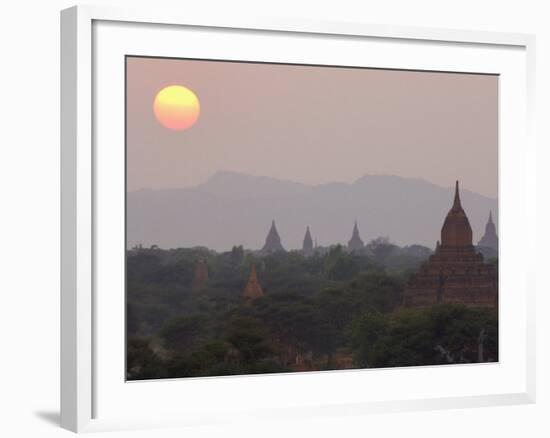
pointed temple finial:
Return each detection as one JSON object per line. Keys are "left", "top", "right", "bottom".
{"left": 440, "top": 180, "right": 473, "bottom": 247}
{"left": 452, "top": 180, "right": 462, "bottom": 210}
{"left": 488, "top": 210, "right": 493, "bottom": 224}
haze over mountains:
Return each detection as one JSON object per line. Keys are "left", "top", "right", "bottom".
{"left": 127, "top": 172, "right": 498, "bottom": 251}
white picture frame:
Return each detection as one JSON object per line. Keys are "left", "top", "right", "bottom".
{"left": 60, "top": 4, "right": 536, "bottom": 433}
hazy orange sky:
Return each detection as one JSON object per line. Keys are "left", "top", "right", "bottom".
{"left": 126, "top": 57, "right": 498, "bottom": 198}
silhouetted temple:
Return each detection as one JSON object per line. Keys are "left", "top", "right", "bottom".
{"left": 243, "top": 263, "right": 263, "bottom": 301}
{"left": 478, "top": 211, "right": 498, "bottom": 252}
{"left": 192, "top": 257, "right": 208, "bottom": 289}
{"left": 261, "top": 220, "right": 285, "bottom": 253}
{"left": 403, "top": 181, "right": 498, "bottom": 308}
{"left": 347, "top": 221, "right": 364, "bottom": 252}
{"left": 302, "top": 226, "right": 313, "bottom": 257}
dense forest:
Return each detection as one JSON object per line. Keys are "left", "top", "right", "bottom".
{"left": 127, "top": 240, "right": 498, "bottom": 380}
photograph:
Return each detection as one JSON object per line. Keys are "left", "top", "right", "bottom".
{"left": 125, "top": 56, "right": 499, "bottom": 380}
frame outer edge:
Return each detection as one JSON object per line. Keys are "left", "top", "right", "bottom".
{"left": 60, "top": 6, "right": 78, "bottom": 432}
{"left": 524, "top": 35, "right": 537, "bottom": 404}
{"left": 78, "top": 4, "right": 532, "bottom": 47}
{"left": 60, "top": 4, "right": 537, "bottom": 431}
{"left": 61, "top": 5, "right": 93, "bottom": 433}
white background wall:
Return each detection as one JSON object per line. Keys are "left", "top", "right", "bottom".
{"left": 0, "top": 0, "right": 548, "bottom": 436}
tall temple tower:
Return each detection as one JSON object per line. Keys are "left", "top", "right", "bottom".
{"left": 192, "top": 257, "right": 208, "bottom": 289}
{"left": 243, "top": 263, "right": 264, "bottom": 301}
{"left": 477, "top": 211, "right": 498, "bottom": 251}
{"left": 261, "top": 220, "right": 285, "bottom": 254}
{"left": 403, "top": 181, "right": 498, "bottom": 308}
{"left": 302, "top": 226, "right": 313, "bottom": 257}
{"left": 347, "top": 221, "right": 364, "bottom": 252}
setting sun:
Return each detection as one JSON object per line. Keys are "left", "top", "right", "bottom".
{"left": 153, "top": 85, "right": 200, "bottom": 131}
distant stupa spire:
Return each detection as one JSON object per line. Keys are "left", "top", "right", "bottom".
{"left": 261, "top": 220, "right": 285, "bottom": 253}
{"left": 243, "top": 262, "right": 263, "bottom": 301}
{"left": 348, "top": 220, "right": 364, "bottom": 252}
{"left": 477, "top": 210, "right": 498, "bottom": 251}
{"left": 302, "top": 226, "right": 313, "bottom": 257}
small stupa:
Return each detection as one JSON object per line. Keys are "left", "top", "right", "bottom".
{"left": 477, "top": 211, "right": 498, "bottom": 251}
{"left": 243, "top": 263, "right": 264, "bottom": 301}
{"left": 192, "top": 257, "right": 208, "bottom": 289}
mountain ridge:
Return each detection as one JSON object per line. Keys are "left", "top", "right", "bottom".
{"left": 127, "top": 172, "right": 498, "bottom": 251}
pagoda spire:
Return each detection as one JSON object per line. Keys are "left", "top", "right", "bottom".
{"left": 488, "top": 210, "right": 494, "bottom": 224}
{"left": 302, "top": 226, "right": 313, "bottom": 257}
{"left": 261, "top": 220, "right": 285, "bottom": 253}
{"left": 348, "top": 220, "right": 364, "bottom": 252}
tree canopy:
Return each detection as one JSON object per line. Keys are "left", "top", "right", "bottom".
{"left": 126, "top": 241, "right": 497, "bottom": 380}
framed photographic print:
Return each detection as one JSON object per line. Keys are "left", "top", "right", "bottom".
{"left": 61, "top": 5, "right": 536, "bottom": 433}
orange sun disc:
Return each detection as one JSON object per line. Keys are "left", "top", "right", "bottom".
{"left": 153, "top": 85, "right": 200, "bottom": 131}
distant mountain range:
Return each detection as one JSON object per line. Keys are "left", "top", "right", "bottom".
{"left": 127, "top": 172, "right": 498, "bottom": 251}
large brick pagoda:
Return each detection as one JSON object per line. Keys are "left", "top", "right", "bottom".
{"left": 402, "top": 181, "right": 498, "bottom": 308}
